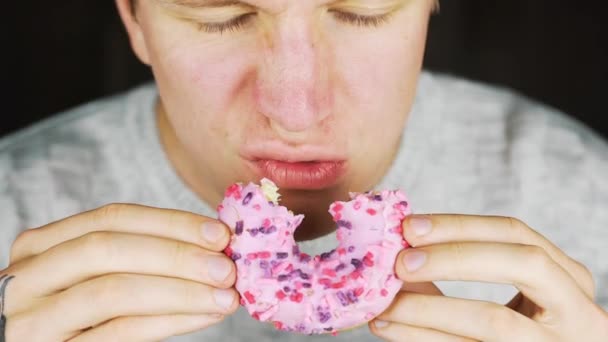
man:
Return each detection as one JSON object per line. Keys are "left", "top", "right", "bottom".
{"left": 1, "top": 0, "right": 607, "bottom": 341}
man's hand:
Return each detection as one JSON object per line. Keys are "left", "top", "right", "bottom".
{"left": 370, "top": 214, "right": 608, "bottom": 341}
{"left": 0, "top": 204, "right": 238, "bottom": 341}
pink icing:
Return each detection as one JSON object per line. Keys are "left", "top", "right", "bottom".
{"left": 217, "top": 180, "right": 411, "bottom": 335}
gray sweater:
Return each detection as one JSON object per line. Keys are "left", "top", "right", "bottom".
{"left": 1, "top": 71, "right": 606, "bottom": 341}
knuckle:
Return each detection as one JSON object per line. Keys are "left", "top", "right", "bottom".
{"left": 449, "top": 243, "right": 467, "bottom": 280}
{"left": 481, "top": 302, "right": 515, "bottom": 333}
{"left": 520, "top": 245, "right": 554, "bottom": 279}
{"left": 170, "top": 240, "right": 191, "bottom": 267}
{"left": 81, "top": 231, "right": 114, "bottom": 250}
{"left": 179, "top": 281, "right": 202, "bottom": 306}
{"left": 524, "top": 245, "right": 551, "bottom": 266}
{"left": 9, "top": 229, "right": 36, "bottom": 263}
{"left": 166, "top": 208, "right": 184, "bottom": 228}
{"left": 93, "top": 203, "right": 131, "bottom": 224}
{"left": 573, "top": 259, "right": 596, "bottom": 298}
{"left": 80, "top": 231, "right": 118, "bottom": 264}
{"left": 507, "top": 217, "right": 529, "bottom": 242}
{"left": 92, "top": 274, "right": 134, "bottom": 304}
{"left": 455, "top": 215, "right": 468, "bottom": 235}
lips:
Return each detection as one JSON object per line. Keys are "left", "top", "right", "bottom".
{"left": 240, "top": 141, "right": 348, "bottom": 189}
{"left": 249, "top": 159, "right": 347, "bottom": 189}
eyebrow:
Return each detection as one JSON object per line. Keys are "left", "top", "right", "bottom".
{"left": 156, "top": 0, "right": 246, "bottom": 8}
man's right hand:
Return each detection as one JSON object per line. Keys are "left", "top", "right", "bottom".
{"left": 0, "top": 203, "right": 238, "bottom": 341}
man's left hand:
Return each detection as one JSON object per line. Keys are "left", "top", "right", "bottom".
{"left": 370, "top": 214, "right": 608, "bottom": 341}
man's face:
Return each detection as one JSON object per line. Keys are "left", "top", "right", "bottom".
{"left": 122, "top": 0, "right": 433, "bottom": 232}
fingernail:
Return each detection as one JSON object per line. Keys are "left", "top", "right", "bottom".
{"left": 213, "top": 289, "right": 235, "bottom": 310}
{"left": 374, "top": 320, "right": 389, "bottom": 328}
{"left": 202, "top": 222, "right": 226, "bottom": 243}
{"left": 410, "top": 216, "right": 432, "bottom": 236}
{"left": 207, "top": 256, "right": 232, "bottom": 282}
{"left": 402, "top": 250, "right": 427, "bottom": 272}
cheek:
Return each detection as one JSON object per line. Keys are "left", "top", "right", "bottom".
{"left": 335, "top": 32, "right": 425, "bottom": 113}
{"left": 332, "top": 19, "right": 428, "bottom": 138}
{"left": 161, "top": 48, "right": 255, "bottom": 125}
{"left": 144, "top": 20, "right": 258, "bottom": 144}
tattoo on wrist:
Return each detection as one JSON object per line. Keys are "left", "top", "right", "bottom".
{"left": 0, "top": 274, "right": 16, "bottom": 342}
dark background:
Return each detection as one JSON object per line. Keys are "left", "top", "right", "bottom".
{"left": 3, "top": 1, "right": 607, "bottom": 138}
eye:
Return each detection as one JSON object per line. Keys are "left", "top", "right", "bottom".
{"left": 196, "top": 13, "right": 257, "bottom": 34}
{"left": 330, "top": 10, "right": 392, "bottom": 27}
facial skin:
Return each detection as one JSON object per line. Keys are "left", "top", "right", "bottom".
{"left": 116, "top": 0, "right": 435, "bottom": 240}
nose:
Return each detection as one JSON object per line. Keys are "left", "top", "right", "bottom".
{"left": 254, "top": 16, "right": 332, "bottom": 133}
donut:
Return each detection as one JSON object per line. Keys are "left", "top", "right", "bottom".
{"left": 217, "top": 178, "right": 411, "bottom": 335}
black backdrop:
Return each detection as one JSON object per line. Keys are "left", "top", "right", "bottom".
{"left": 3, "top": 1, "right": 607, "bottom": 138}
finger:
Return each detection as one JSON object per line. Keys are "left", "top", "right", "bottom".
{"left": 377, "top": 292, "right": 543, "bottom": 342}
{"left": 395, "top": 242, "right": 588, "bottom": 315}
{"left": 11, "top": 231, "right": 235, "bottom": 299}
{"left": 370, "top": 320, "right": 474, "bottom": 342}
{"left": 402, "top": 214, "right": 594, "bottom": 298}
{"left": 10, "top": 203, "right": 230, "bottom": 263}
{"left": 31, "top": 274, "right": 238, "bottom": 336}
{"left": 68, "top": 314, "right": 224, "bottom": 342}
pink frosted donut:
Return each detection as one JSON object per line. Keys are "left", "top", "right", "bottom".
{"left": 217, "top": 178, "right": 411, "bottom": 335}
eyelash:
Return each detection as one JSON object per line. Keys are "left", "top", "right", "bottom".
{"left": 196, "top": 13, "right": 256, "bottom": 34}
{"left": 196, "top": 11, "right": 391, "bottom": 34}
{"left": 330, "top": 11, "right": 392, "bottom": 27}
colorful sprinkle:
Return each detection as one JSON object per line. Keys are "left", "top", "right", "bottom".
{"left": 242, "top": 192, "right": 253, "bottom": 205}
{"left": 299, "top": 253, "right": 312, "bottom": 262}
{"left": 244, "top": 291, "right": 256, "bottom": 304}
{"left": 336, "top": 291, "right": 349, "bottom": 306}
{"left": 336, "top": 220, "right": 353, "bottom": 229}
{"left": 335, "top": 263, "right": 346, "bottom": 272}
{"left": 235, "top": 220, "right": 244, "bottom": 235}
{"left": 290, "top": 292, "right": 304, "bottom": 303}
{"left": 319, "top": 311, "right": 331, "bottom": 323}
{"left": 277, "top": 252, "right": 289, "bottom": 259}
{"left": 322, "top": 268, "right": 337, "bottom": 277}
{"left": 225, "top": 183, "right": 240, "bottom": 198}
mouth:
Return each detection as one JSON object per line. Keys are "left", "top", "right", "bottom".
{"left": 241, "top": 143, "right": 348, "bottom": 189}
{"left": 247, "top": 159, "right": 347, "bottom": 190}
